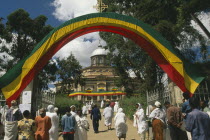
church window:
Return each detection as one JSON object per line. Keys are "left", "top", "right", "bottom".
{"left": 99, "top": 57, "right": 103, "bottom": 63}
{"left": 93, "top": 58, "right": 96, "bottom": 65}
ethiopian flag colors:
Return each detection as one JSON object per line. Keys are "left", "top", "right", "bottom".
{"left": 0, "top": 12, "right": 204, "bottom": 104}
{"left": 69, "top": 91, "right": 126, "bottom": 97}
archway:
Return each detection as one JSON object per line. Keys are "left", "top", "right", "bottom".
{"left": 0, "top": 12, "right": 204, "bottom": 104}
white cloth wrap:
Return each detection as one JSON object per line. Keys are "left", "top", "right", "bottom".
{"left": 4, "top": 121, "right": 18, "bottom": 140}
{"left": 46, "top": 112, "right": 59, "bottom": 140}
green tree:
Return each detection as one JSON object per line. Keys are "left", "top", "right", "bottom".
{"left": 99, "top": 0, "right": 210, "bottom": 95}
{"left": 56, "top": 53, "right": 84, "bottom": 94}
{"left": 0, "top": 9, "right": 56, "bottom": 89}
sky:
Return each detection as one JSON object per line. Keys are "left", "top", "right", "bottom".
{"left": 0, "top": 0, "right": 105, "bottom": 68}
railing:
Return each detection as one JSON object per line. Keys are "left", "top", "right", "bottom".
{"left": 0, "top": 93, "right": 6, "bottom": 105}
{"left": 147, "top": 88, "right": 171, "bottom": 105}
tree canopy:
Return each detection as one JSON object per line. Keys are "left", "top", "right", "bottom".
{"left": 0, "top": 9, "right": 56, "bottom": 89}
{"left": 56, "top": 53, "right": 84, "bottom": 94}
{"left": 99, "top": 0, "right": 210, "bottom": 94}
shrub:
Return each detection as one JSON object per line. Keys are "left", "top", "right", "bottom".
{"left": 119, "top": 95, "right": 146, "bottom": 120}
{"left": 55, "top": 94, "right": 82, "bottom": 115}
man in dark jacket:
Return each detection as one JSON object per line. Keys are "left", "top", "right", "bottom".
{"left": 90, "top": 105, "right": 101, "bottom": 133}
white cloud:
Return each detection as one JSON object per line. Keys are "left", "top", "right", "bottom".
{"left": 51, "top": 0, "right": 107, "bottom": 67}
{"left": 51, "top": 0, "right": 97, "bottom": 21}
{"left": 191, "top": 12, "right": 210, "bottom": 38}
{"left": 53, "top": 32, "right": 106, "bottom": 67}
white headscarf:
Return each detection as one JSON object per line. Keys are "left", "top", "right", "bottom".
{"left": 47, "top": 105, "right": 54, "bottom": 113}
{"left": 154, "top": 101, "right": 161, "bottom": 108}
{"left": 137, "top": 103, "right": 142, "bottom": 110}
{"left": 117, "top": 108, "right": 123, "bottom": 113}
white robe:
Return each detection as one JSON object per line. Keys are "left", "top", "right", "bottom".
{"left": 4, "top": 121, "right": 18, "bottom": 140}
{"left": 75, "top": 115, "right": 89, "bottom": 140}
{"left": 103, "top": 107, "right": 114, "bottom": 126}
{"left": 70, "top": 111, "right": 77, "bottom": 117}
{"left": 114, "top": 109, "right": 127, "bottom": 138}
{"left": 46, "top": 112, "right": 59, "bottom": 140}
{"left": 82, "top": 106, "right": 88, "bottom": 115}
{"left": 134, "top": 108, "right": 148, "bottom": 134}
{"left": 100, "top": 100, "right": 104, "bottom": 108}
{"left": 114, "top": 102, "right": 119, "bottom": 112}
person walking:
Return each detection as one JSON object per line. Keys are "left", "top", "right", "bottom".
{"left": 75, "top": 110, "right": 89, "bottom": 140}
{"left": 18, "top": 110, "right": 36, "bottom": 140}
{"left": 103, "top": 104, "right": 114, "bottom": 130}
{"left": 90, "top": 105, "right": 101, "bottom": 133}
{"left": 35, "top": 108, "right": 52, "bottom": 140}
{"left": 185, "top": 97, "right": 210, "bottom": 140}
{"left": 4, "top": 100, "right": 22, "bottom": 140}
{"left": 61, "top": 107, "right": 76, "bottom": 140}
{"left": 46, "top": 105, "right": 59, "bottom": 140}
{"left": 114, "top": 108, "right": 127, "bottom": 140}
{"left": 133, "top": 103, "right": 148, "bottom": 140}
{"left": 149, "top": 101, "right": 166, "bottom": 140}
{"left": 164, "top": 101, "right": 187, "bottom": 140}
{"left": 182, "top": 92, "right": 192, "bottom": 140}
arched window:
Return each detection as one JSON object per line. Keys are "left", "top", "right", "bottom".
{"left": 99, "top": 57, "right": 103, "bottom": 64}
{"left": 92, "top": 58, "right": 96, "bottom": 65}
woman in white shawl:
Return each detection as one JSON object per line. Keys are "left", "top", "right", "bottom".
{"left": 133, "top": 103, "right": 148, "bottom": 140}
{"left": 114, "top": 108, "right": 128, "bottom": 140}
{"left": 103, "top": 104, "right": 114, "bottom": 130}
{"left": 114, "top": 101, "right": 119, "bottom": 113}
{"left": 75, "top": 110, "right": 89, "bottom": 140}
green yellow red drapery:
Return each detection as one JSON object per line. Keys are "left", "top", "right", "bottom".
{"left": 69, "top": 91, "right": 126, "bottom": 97}
{"left": 0, "top": 12, "right": 204, "bottom": 104}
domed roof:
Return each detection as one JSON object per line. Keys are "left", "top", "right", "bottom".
{"left": 91, "top": 48, "right": 108, "bottom": 57}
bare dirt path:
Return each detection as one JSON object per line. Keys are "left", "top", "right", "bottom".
{"left": 59, "top": 109, "right": 140, "bottom": 140}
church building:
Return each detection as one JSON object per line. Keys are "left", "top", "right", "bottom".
{"left": 67, "top": 47, "right": 125, "bottom": 102}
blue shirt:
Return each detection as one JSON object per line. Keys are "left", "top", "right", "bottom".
{"left": 182, "top": 100, "right": 191, "bottom": 114}
{"left": 91, "top": 108, "right": 101, "bottom": 120}
{"left": 182, "top": 100, "right": 192, "bottom": 120}
{"left": 61, "top": 114, "right": 76, "bottom": 132}
{"left": 186, "top": 109, "right": 210, "bottom": 140}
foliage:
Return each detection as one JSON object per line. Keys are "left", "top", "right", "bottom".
{"left": 55, "top": 94, "right": 82, "bottom": 115}
{"left": 99, "top": 0, "right": 210, "bottom": 95}
{"left": 56, "top": 53, "right": 84, "bottom": 94}
{"left": 119, "top": 95, "right": 147, "bottom": 120}
{"left": 0, "top": 9, "right": 56, "bottom": 89}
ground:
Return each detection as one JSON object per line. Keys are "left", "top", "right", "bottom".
{"left": 59, "top": 109, "right": 140, "bottom": 140}
{"left": 58, "top": 109, "right": 171, "bottom": 140}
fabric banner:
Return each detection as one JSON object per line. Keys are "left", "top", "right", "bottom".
{"left": 0, "top": 12, "right": 204, "bottom": 104}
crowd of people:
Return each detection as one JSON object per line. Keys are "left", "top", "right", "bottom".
{"left": 0, "top": 100, "right": 90, "bottom": 140}
{"left": 133, "top": 92, "right": 210, "bottom": 140}
{"left": 1, "top": 94, "right": 210, "bottom": 140}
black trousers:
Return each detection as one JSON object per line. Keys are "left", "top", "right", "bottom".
{"left": 92, "top": 119, "right": 99, "bottom": 132}
{"left": 63, "top": 133, "right": 74, "bottom": 140}
{"left": 169, "top": 125, "right": 188, "bottom": 140}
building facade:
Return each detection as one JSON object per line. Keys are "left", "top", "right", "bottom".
{"left": 56, "top": 48, "right": 125, "bottom": 102}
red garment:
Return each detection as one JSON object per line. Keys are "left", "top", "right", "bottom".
{"left": 110, "top": 102, "right": 115, "bottom": 107}
{"left": 152, "top": 119, "right": 164, "bottom": 140}
{"left": 62, "top": 132, "right": 75, "bottom": 134}
{"left": 35, "top": 116, "right": 52, "bottom": 140}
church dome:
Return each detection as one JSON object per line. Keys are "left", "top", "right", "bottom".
{"left": 91, "top": 48, "right": 108, "bottom": 57}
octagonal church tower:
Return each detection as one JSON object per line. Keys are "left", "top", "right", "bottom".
{"left": 69, "top": 47, "right": 125, "bottom": 102}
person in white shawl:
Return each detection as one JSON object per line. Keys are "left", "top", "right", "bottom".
{"left": 101, "top": 100, "right": 104, "bottom": 109}
{"left": 82, "top": 104, "right": 88, "bottom": 116}
{"left": 70, "top": 105, "right": 77, "bottom": 117}
{"left": 114, "top": 101, "right": 119, "bottom": 113}
{"left": 46, "top": 105, "right": 59, "bottom": 140}
{"left": 75, "top": 110, "right": 89, "bottom": 140}
{"left": 103, "top": 104, "right": 114, "bottom": 130}
{"left": 4, "top": 100, "right": 22, "bottom": 140}
{"left": 114, "top": 108, "right": 128, "bottom": 140}
{"left": 133, "top": 103, "right": 148, "bottom": 140}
